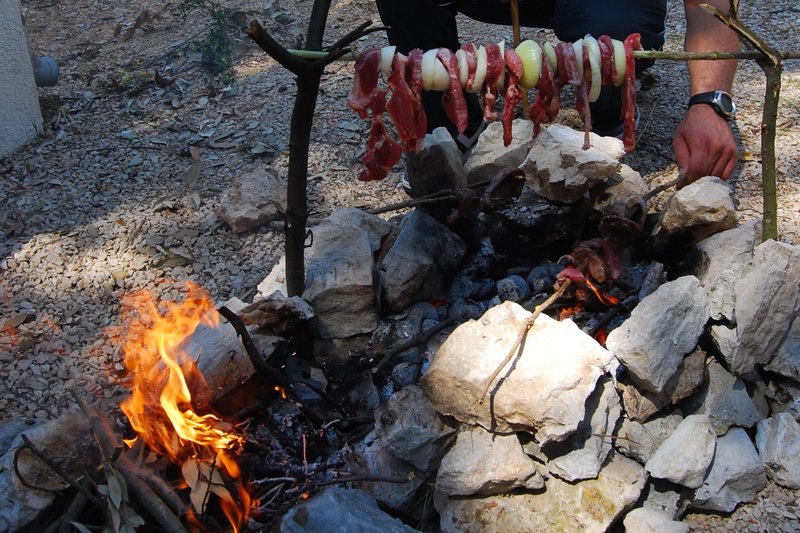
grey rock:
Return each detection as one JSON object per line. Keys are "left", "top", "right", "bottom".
{"left": 721, "top": 240, "right": 800, "bottom": 379}
{"left": 436, "top": 425, "right": 543, "bottom": 496}
{"left": 756, "top": 413, "right": 800, "bottom": 489}
{"left": 257, "top": 255, "right": 292, "bottom": 298}
{"left": 406, "top": 127, "right": 466, "bottom": 198}
{"left": 592, "top": 163, "right": 648, "bottom": 219}
{"left": 623, "top": 508, "right": 689, "bottom": 533}
{"left": 0, "top": 410, "right": 95, "bottom": 531}
{"left": 421, "top": 301, "right": 613, "bottom": 442}
{"left": 607, "top": 276, "right": 708, "bottom": 394}
{"left": 691, "top": 359, "right": 766, "bottom": 435}
{"left": 527, "top": 262, "right": 562, "bottom": 294}
{"left": 217, "top": 170, "right": 286, "bottom": 233}
{"left": 764, "top": 314, "right": 800, "bottom": 381}
{"left": 617, "top": 411, "right": 684, "bottom": 465}
{"left": 690, "top": 221, "right": 759, "bottom": 321}
{"left": 374, "top": 385, "right": 457, "bottom": 472}
{"left": 280, "top": 486, "right": 418, "bottom": 533}
{"left": 618, "top": 347, "right": 706, "bottom": 422}
{"left": 650, "top": 176, "right": 736, "bottom": 250}
{"left": 304, "top": 218, "right": 380, "bottom": 338}
{"left": 520, "top": 124, "right": 622, "bottom": 203}
{"left": 640, "top": 479, "right": 686, "bottom": 520}
{"left": 495, "top": 274, "right": 531, "bottom": 303}
{"left": 380, "top": 210, "right": 467, "bottom": 312}
{"left": 435, "top": 452, "right": 646, "bottom": 533}
{"left": 645, "top": 414, "right": 716, "bottom": 489}
{"left": 692, "top": 427, "right": 767, "bottom": 513}
{"left": 464, "top": 119, "right": 534, "bottom": 185}
{"left": 0, "top": 420, "right": 41, "bottom": 457}
{"left": 348, "top": 431, "right": 426, "bottom": 513}
{"left": 488, "top": 188, "right": 591, "bottom": 256}
{"left": 717, "top": 240, "right": 800, "bottom": 379}
{"left": 546, "top": 377, "right": 622, "bottom": 482}
{"left": 327, "top": 208, "right": 394, "bottom": 252}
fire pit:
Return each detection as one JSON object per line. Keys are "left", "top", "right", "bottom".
{"left": 3, "top": 122, "right": 799, "bottom": 533}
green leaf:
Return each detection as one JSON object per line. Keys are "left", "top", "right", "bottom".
{"left": 107, "top": 472, "right": 123, "bottom": 509}
{"left": 69, "top": 522, "right": 93, "bottom": 533}
{"left": 109, "top": 503, "right": 121, "bottom": 532}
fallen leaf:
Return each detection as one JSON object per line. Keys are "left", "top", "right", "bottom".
{"left": 186, "top": 192, "right": 201, "bottom": 210}
{"left": 180, "top": 160, "right": 201, "bottom": 187}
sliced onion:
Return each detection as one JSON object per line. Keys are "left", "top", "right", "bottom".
{"left": 379, "top": 46, "right": 396, "bottom": 77}
{"left": 455, "top": 48, "right": 469, "bottom": 87}
{"left": 572, "top": 38, "right": 584, "bottom": 76}
{"left": 421, "top": 49, "right": 450, "bottom": 91}
{"left": 496, "top": 39, "right": 506, "bottom": 89}
{"left": 583, "top": 34, "right": 602, "bottom": 102}
{"left": 543, "top": 41, "right": 557, "bottom": 73}
{"left": 516, "top": 39, "right": 542, "bottom": 89}
{"left": 611, "top": 39, "right": 626, "bottom": 86}
{"left": 473, "top": 45, "right": 488, "bottom": 91}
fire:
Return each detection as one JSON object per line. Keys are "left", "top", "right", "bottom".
{"left": 584, "top": 278, "right": 620, "bottom": 306}
{"left": 117, "top": 283, "right": 250, "bottom": 531}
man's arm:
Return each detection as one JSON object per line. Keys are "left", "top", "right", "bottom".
{"left": 673, "top": 0, "right": 740, "bottom": 185}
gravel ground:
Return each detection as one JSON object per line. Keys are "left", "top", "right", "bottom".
{"left": 2, "top": 0, "right": 799, "bottom": 529}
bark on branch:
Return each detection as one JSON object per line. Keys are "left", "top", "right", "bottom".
{"left": 700, "top": 2, "right": 782, "bottom": 241}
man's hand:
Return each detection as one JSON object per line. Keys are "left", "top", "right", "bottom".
{"left": 673, "top": 103, "right": 738, "bottom": 186}
{"left": 677, "top": 0, "right": 740, "bottom": 187}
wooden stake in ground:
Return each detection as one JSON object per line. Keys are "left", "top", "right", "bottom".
{"left": 700, "top": 0, "right": 782, "bottom": 242}
{"left": 509, "top": 0, "right": 529, "bottom": 119}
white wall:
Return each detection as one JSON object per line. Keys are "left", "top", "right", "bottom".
{"left": 0, "top": 0, "right": 42, "bottom": 157}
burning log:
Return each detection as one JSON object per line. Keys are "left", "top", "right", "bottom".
{"left": 111, "top": 284, "right": 254, "bottom": 531}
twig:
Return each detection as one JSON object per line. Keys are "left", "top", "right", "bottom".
{"left": 216, "top": 306, "right": 331, "bottom": 425}
{"left": 216, "top": 305, "right": 290, "bottom": 388}
{"left": 642, "top": 176, "right": 683, "bottom": 202}
{"left": 44, "top": 488, "right": 92, "bottom": 533}
{"left": 478, "top": 280, "right": 571, "bottom": 404}
{"left": 315, "top": 472, "right": 413, "bottom": 487}
{"left": 367, "top": 176, "right": 497, "bottom": 216}
{"left": 371, "top": 317, "right": 459, "bottom": 373}
{"left": 71, "top": 390, "right": 189, "bottom": 533}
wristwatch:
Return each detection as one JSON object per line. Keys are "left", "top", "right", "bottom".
{"left": 688, "top": 91, "right": 736, "bottom": 119}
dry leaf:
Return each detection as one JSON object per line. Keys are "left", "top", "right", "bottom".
{"left": 181, "top": 160, "right": 201, "bottom": 186}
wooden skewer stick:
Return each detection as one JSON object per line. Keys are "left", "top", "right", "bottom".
{"left": 509, "top": 0, "right": 529, "bottom": 119}
{"left": 287, "top": 48, "right": 800, "bottom": 62}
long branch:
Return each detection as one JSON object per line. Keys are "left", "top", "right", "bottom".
{"left": 287, "top": 48, "right": 800, "bottom": 62}
{"left": 478, "top": 280, "right": 571, "bottom": 404}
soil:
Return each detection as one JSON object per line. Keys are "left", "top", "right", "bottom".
{"left": 2, "top": 0, "right": 799, "bottom": 530}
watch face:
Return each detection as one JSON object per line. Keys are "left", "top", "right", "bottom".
{"left": 716, "top": 91, "right": 735, "bottom": 114}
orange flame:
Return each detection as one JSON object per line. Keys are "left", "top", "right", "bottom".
{"left": 584, "top": 279, "right": 620, "bottom": 307}
{"left": 117, "top": 283, "right": 250, "bottom": 531}
{"left": 559, "top": 305, "right": 584, "bottom": 320}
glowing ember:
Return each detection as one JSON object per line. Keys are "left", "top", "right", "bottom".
{"left": 116, "top": 283, "right": 250, "bottom": 531}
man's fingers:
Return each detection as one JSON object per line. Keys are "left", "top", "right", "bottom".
{"left": 672, "top": 136, "right": 691, "bottom": 188}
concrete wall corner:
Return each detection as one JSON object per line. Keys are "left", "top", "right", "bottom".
{"left": 0, "top": 0, "right": 43, "bottom": 158}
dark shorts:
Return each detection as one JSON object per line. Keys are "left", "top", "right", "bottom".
{"left": 375, "top": 0, "right": 667, "bottom": 133}
{"left": 376, "top": 0, "right": 667, "bottom": 54}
